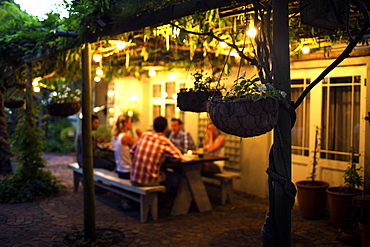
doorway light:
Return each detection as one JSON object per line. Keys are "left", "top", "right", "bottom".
{"left": 129, "top": 94, "right": 138, "bottom": 102}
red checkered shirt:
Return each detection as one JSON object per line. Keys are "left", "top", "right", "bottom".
{"left": 130, "top": 131, "right": 182, "bottom": 185}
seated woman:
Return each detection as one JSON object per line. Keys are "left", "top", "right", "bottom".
{"left": 112, "top": 114, "right": 141, "bottom": 210}
{"left": 203, "top": 122, "right": 226, "bottom": 174}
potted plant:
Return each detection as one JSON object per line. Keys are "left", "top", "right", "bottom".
{"left": 295, "top": 126, "right": 329, "bottom": 219}
{"left": 4, "top": 89, "right": 25, "bottom": 109}
{"left": 177, "top": 71, "right": 223, "bottom": 112}
{"left": 45, "top": 86, "right": 81, "bottom": 117}
{"left": 207, "top": 72, "right": 287, "bottom": 138}
{"left": 326, "top": 148, "right": 363, "bottom": 230}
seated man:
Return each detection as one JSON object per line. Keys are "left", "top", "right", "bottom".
{"left": 76, "top": 114, "right": 116, "bottom": 171}
{"left": 130, "top": 116, "right": 182, "bottom": 186}
{"left": 166, "top": 118, "right": 196, "bottom": 152}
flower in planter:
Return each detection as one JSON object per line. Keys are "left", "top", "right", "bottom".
{"left": 45, "top": 86, "right": 81, "bottom": 104}
{"left": 44, "top": 86, "right": 82, "bottom": 117}
{"left": 223, "top": 71, "right": 287, "bottom": 102}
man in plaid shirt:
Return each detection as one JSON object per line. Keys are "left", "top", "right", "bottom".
{"left": 167, "top": 118, "right": 196, "bottom": 151}
{"left": 130, "top": 116, "right": 182, "bottom": 186}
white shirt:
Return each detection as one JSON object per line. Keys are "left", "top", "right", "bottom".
{"left": 113, "top": 133, "right": 132, "bottom": 173}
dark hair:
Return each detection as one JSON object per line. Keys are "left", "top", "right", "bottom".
{"left": 154, "top": 116, "right": 168, "bottom": 132}
{"left": 171, "top": 118, "right": 182, "bottom": 125}
{"left": 92, "top": 114, "right": 99, "bottom": 121}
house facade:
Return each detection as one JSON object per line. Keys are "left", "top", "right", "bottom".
{"left": 102, "top": 42, "right": 370, "bottom": 199}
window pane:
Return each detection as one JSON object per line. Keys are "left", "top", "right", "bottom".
{"left": 153, "top": 105, "right": 161, "bottom": 118}
{"left": 166, "top": 82, "right": 175, "bottom": 99}
{"left": 291, "top": 80, "right": 310, "bottom": 156}
{"left": 153, "top": 85, "right": 161, "bottom": 98}
{"left": 321, "top": 76, "right": 360, "bottom": 161}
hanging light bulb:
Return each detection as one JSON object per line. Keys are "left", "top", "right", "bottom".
{"left": 107, "top": 90, "right": 115, "bottom": 97}
{"left": 302, "top": 46, "right": 310, "bottom": 54}
{"left": 247, "top": 27, "right": 257, "bottom": 37}
{"left": 148, "top": 69, "right": 157, "bottom": 77}
{"left": 96, "top": 68, "right": 104, "bottom": 76}
{"left": 129, "top": 94, "right": 138, "bottom": 102}
{"left": 93, "top": 54, "right": 102, "bottom": 62}
{"left": 168, "top": 73, "right": 175, "bottom": 81}
{"left": 94, "top": 76, "right": 101, "bottom": 82}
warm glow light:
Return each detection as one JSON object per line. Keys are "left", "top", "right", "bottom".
{"left": 93, "top": 106, "right": 100, "bottom": 113}
{"left": 109, "top": 40, "right": 127, "bottom": 50}
{"left": 230, "top": 51, "right": 240, "bottom": 57}
{"left": 93, "top": 54, "right": 102, "bottom": 62}
{"left": 32, "top": 80, "right": 39, "bottom": 87}
{"left": 219, "top": 42, "right": 227, "bottom": 48}
{"left": 51, "top": 92, "right": 57, "bottom": 97}
{"left": 129, "top": 94, "right": 138, "bottom": 102}
{"left": 109, "top": 108, "right": 115, "bottom": 114}
{"left": 162, "top": 92, "right": 168, "bottom": 98}
{"left": 168, "top": 73, "right": 176, "bottom": 81}
{"left": 127, "top": 110, "right": 133, "bottom": 117}
{"left": 33, "top": 86, "right": 40, "bottom": 92}
{"left": 148, "top": 69, "right": 157, "bottom": 77}
{"left": 172, "top": 93, "right": 177, "bottom": 99}
{"left": 107, "top": 90, "right": 115, "bottom": 97}
{"left": 302, "top": 46, "right": 310, "bottom": 54}
{"left": 96, "top": 68, "right": 104, "bottom": 76}
{"left": 247, "top": 27, "right": 257, "bottom": 37}
{"left": 94, "top": 76, "right": 101, "bottom": 82}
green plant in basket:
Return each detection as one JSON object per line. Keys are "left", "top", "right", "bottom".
{"left": 223, "top": 72, "right": 287, "bottom": 102}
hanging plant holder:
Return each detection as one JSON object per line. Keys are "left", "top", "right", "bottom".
{"left": 46, "top": 102, "right": 81, "bottom": 117}
{"left": 177, "top": 89, "right": 222, "bottom": 113}
{"left": 4, "top": 99, "right": 24, "bottom": 109}
{"left": 208, "top": 97, "right": 279, "bottom": 138}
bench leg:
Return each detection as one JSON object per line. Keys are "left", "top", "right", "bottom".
{"left": 140, "top": 193, "right": 158, "bottom": 223}
{"left": 220, "top": 179, "right": 233, "bottom": 205}
{"left": 73, "top": 171, "right": 82, "bottom": 192}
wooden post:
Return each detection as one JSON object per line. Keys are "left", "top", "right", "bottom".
{"left": 81, "top": 43, "right": 96, "bottom": 241}
{"left": 272, "top": 0, "right": 292, "bottom": 246}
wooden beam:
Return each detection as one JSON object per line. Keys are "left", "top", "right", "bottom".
{"left": 86, "top": 0, "right": 252, "bottom": 42}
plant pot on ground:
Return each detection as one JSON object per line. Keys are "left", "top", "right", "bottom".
{"left": 177, "top": 71, "right": 223, "bottom": 113}
{"left": 358, "top": 218, "right": 370, "bottom": 247}
{"left": 295, "top": 126, "right": 329, "bottom": 220}
{"left": 207, "top": 72, "right": 286, "bottom": 138}
{"left": 326, "top": 149, "right": 364, "bottom": 230}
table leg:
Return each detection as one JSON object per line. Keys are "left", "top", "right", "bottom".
{"left": 171, "top": 175, "right": 192, "bottom": 215}
{"left": 182, "top": 163, "right": 212, "bottom": 212}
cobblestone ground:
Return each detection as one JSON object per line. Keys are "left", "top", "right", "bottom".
{"left": 0, "top": 153, "right": 353, "bottom": 246}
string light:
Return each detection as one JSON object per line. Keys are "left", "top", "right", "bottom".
{"left": 247, "top": 27, "right": 257, "bottom": 37}
{"left": 93, "top": 54, "right": 102, "bottom": 62}
{"left": 302, "top": 46, "right": 310, "bottom": 54}
{"left": 149, "top": 69, "right": 157, "bottom": 77}
{"left": 94, "top": 76, "right": 101, "bottom": 82}
{"left": 168, "top": 73, "right": 175, "bottom": 81}
{"left": 96, "top": 68, "right": 104, "bottom": 76}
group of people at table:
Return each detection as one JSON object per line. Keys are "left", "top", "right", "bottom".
{"left": 76, "top": 114, "right": 226, "bottom": 210}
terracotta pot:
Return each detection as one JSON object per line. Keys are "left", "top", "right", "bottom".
{"left": 177, "top": 90, "right": 221, "bottom": 113}
{"left": 359, "top": 218, "right": 370, "bottom": 247}
{"left": 326, "top": 186, "right": 363, "bottom": 229}
{"left": 207, "top": 97, "right": 278, "bottom": 138}
{"left": 46, "top": 102, "right": 81, "bottom": 117}
{"left": 296, "top": 180, "right": 329, "bottom": 219}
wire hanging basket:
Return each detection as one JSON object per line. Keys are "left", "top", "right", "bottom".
{"left": 177, "top": 89, "right": 222, "bottom": 113}
{"left": 46, "top": 102, "right": 81, "bottom": 117}
{"left": 207, "top": 97, "right": 279, "bottom": 138}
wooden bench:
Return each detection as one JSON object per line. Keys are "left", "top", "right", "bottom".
{"left": 68, "top": 162, "right": 166, "bottom": 222}
{"left": 202, "top": 171, "right": 241, "bottom": 205}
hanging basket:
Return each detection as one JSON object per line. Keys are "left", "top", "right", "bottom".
{"left": 46, "top": 102, "right": 81, "bottom": 117}
{"left": 177, "top": 89, "right": 222, "bottom": 113}
{"left": 207, "top": 97, "right": 279, "bottom": 138}
{"left": 4, "top": 99, "right": 24, "bottom": 109}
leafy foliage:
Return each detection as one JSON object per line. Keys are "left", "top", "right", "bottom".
{"left": 3, "top": 101, "right": 64, "bottom": 202}
{"left": 44, "top": 117, "right": 75, "bottom": 153}
{"left": 343, "top": 148, "right": 363, "bottom": 189}
{"left": 223, "top": 72, "right": 287, "bottom": 102}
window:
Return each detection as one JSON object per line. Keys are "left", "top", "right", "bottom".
{"left": 291, "top": 79, "right": 310, "bottom": 156}
{"left": 321, "top": 76, "right": 361, "bottom": 161}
